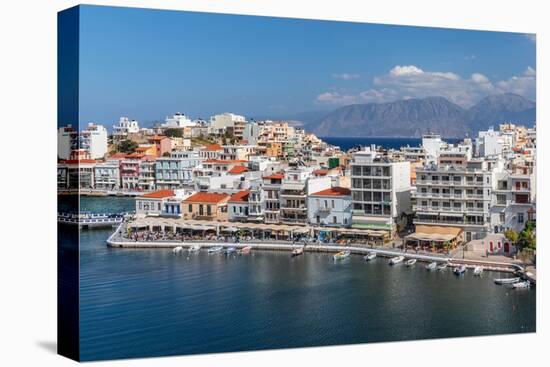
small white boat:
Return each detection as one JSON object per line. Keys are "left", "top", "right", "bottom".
{"left": 406, "top": 259, "right": 417, "bottom": 267}
{"left": 494, "top": 277, "right": 521, "bottom": 285}
{"left": 473, "top": 266, "right": 484, "bottom": 276}
{"left": 224, "top": 246, "right": 237, "bottom": 255}
{"left": 389, "top": 256, "right": 405, "bottom": 265}
{"left": 188, "top": 244, "right": 202, "bottom": 252}
{"left": 291, "top": 247, "right": 304, "bottom": 257}
{"left": 172, "top": 246, "right": 183, "bottom": 253}
{"left": 364, "top": 253, "right": 377, "bottom": 261}
{"left": 426, "top": 262, "right": 437, "bottom": 271}
{"left": 240, "top": 246, "right": 252, "bottom": 255}
{"left": 453, "top": 265, "right": 467, "bottom": 275}
{"left": 333, "top": 250, "right": 351, "bottom": 260}
{"left": 437, "top": 263, "right": 448, "bottom": 271}
{"left": 208, "top": 246, "right": 223, "bottom": 254}
{"left": 512, "top": 281, "right": 530, "bottom": 289}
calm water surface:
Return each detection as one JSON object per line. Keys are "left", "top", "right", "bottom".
{"left": 321, "top": 137, "right": 461, "bottom": 151}
{"left": 75, "top": 198, "right": 535, "bottom": 361}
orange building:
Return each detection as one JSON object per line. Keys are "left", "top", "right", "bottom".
{"left": 182, "top": 192, "right": 230, "bottom": 221}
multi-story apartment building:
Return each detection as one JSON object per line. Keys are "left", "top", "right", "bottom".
{"left": 263, "top": 172, "right": 283, "bottom": 223}
{"left": 138, "top": 159, "right": 156, "bottom": 191}
{"left": 57, "top": 125, "right": 79, "bottom": 160}
{"left": 94, "top": 161, "right": 120, "bottom": 190}
{"left": 182, "top": 192, "right": 230, "bottom": 221}
{"left": 351, "top": 147, "right": 411, "bottom": 237}
{"left": 120, "top": 154, "right": 154, "bottom": 190}
{"left": 490, "top": 165, "right": 536, "bottom": 233}
{"left": 279, "top": 168, "right": 331, "bottom": 225}
{"left": 80, "top": 123, "right": 108, "bottom": 159}
{"left": 413, "top": 160, "right": 494, "bottom": 242}
{"left": 155, "top": 151, "right": 202, "bottom": 189}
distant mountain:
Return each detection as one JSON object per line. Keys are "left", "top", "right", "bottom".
{"left": 467, "top": 93, "right": 536, "bottom": 132}
{"left": 305, "top": 93, "right": 535, "bottom": 138}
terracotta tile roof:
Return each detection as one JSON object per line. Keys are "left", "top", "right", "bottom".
{"left": 203, "top": 144, "right": 223, "bottom": 151}
{"left": 126, "top": 153, "right": 145, "bottom": 158}
{"left": 263, "top": 172, "right": 284, "bottom": 180}
{"left": 141, "top": 189, "right": 175, "bottom": 199}
{"left": 310, "top": 187, "right": 351, "bottom": 197}
{"left": 184, "top": 192, "right": 230, "bottom": 203}
{"left": 313, "top": 169, "right": 329, "bottom": 176}
{"left": 148, "top": 135, "right": 168, "bottom": 142}
{"left": 228, "top": 190, "right": 250, "bottom": 203}
{"left": 109, "top": 153, "right": 127, "bottom": 159}
{"left": 228, "top": 166, "right": 248, "bottom": 174}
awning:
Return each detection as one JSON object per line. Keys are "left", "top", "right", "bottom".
{"left": 222, "top": 227, "right": 239, "bottom": 232}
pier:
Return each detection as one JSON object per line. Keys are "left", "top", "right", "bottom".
{"left": 58, "top": 212, "right": 134, "bottom": 228}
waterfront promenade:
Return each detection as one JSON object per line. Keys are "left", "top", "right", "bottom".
{"left": 106, "top": 222, "right": 526, "bottom": 274}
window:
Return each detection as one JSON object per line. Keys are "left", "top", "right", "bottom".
{"left": 331, "top": 200, "right": 335, "bottom": 208}
{"left": 499, "top": 213, "right": 505, "bottom": 223}
{"left": 139, "top": 202, "right": 142, "bottom": 210}
{"left": 518, "top": 213, "right": 524, "bottom": 224}
{"left": 333, "top": 216, "right": 337, "bottom": 224}
{"left": 157, "top": 203, "right": 161, "bottom": 211}
{"left": 188, "top": 204, "right": 192, "bottom": 212}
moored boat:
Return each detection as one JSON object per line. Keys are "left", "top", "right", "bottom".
{"left": 224, "top": 246, "right": 237, "bottom": 255}
{"left": 188, "top": 244, "right": 202, "bottom": 252}
{"left": 291, "top": 247, "right": 304, "bottom": 257}
{"left": 333, "top": 250, "right": 351, "bottom": 260}
{"left": 207, "top": 246, "right": 223, "bottom": 253}
{"left": 389, "top": 255, "right": 405, "bottom": 265}
{"left": 494, "top": 277, "right": 521, "bottom": 285}
{"left": 437, "top": 263, "right": 448, "bottom": 271}
{"left": 364, "top": 253, "right": 377, "bottom": 261}
{"left": 453, "top": 265, "right": 466, "bottom": 275}
{"left": 426, "top": 262, "right": 437, "bottom": 271}
{"left": 512, "top": 281, "right": 531, "bottom": 289}
{"left": 473, "top": 266, "right": 484, "bottom": 276}
{"left": 406, "top": 258, "right": 417, "bottom": 267}
{"left": 172, "top": 246, "right": 183, "bottom": 253}
{"left": 240, "top": 246, "right": 252, "bottom": 255}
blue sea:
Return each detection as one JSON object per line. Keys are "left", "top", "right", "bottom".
{"left": 321, "top": 137, "right": 461, "bottom": 151}
{"left": 73, "top": 197, "right": 536, "bottom": 361}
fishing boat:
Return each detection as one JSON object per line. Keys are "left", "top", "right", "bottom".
{"left": 364, "top": 253, "right": 377, "bottom": 261}
{"left": 512, "top": 281, "right": 531, "bottom": 289}
{"left": 389, "top": 255, "right": 405, "bottom": 265}
{"left": 333, "top": 250, "right": 351, "bottom": 260}
{"left": 291, "top": 247, "right": 304, "bottom": 257}
{"left": 172, "top": 246, "right": 183, "bottom": 253}
{"left": 426, "top": 262, "right": 437, "bottom": 271}
{"left": 207, "top": 246, "right": 223, "bottom": 253}
{"left": 437, "top": 263, "right": 448, "bottom": 271}
{"left": 188, "top": 244, "right": 202, "bottom": 252}
{"left": 473, "top": 266, "right": 484, "bottom": 276}
{"left": 224, "top": 246, "right": 237, "bottom": 255}
{"left": 406, "top": 258, "right": 417, "bottom": 267}
{"left": 494, "top": 277, "right": 521, "bottom": 285}
{"left": 453, "top": 265, "right": 467, "bottom": 275}
{"left": 240, "top": 246, "right": 252, "bottom": 255}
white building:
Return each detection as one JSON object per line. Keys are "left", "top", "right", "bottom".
{"left": 351, "top": 147, "right": 411, "bottom": 236}
{"left": 155, "top": 151, "right": 202, "bottom": 189}
{"left": 413, "top": 160, "right": 495, "bottom": 242}
{"left": 57, "top": 125, "right": 78, "bottom": 160}
{"left": 209, "top": 113, "right": 246, "bottom": 134}
{"left": 162, "top": 112, "right": 195, "bottom": 128}
{"left": 135, "top": 189, "right": 175, "bottom": 216}
{"left": 308, "top": 187, "right": 352, "bottom": 227}
{"left": 93, "top": 161, "right": 120, "bottom": 190}
{"left": 80, "top": 123, "right": 108, "bottom": 159}
{"left": 113, "top": 117, "right": 140, "bottom": 140}
{"left": 422, "top": 134, "right": 445, "bottom": 163}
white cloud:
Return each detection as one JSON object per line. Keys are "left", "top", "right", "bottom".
{"left": 316, "top": 65, "right": 536, "bottom": 107}
{"left": 332, "top": 73, "right": 360, "bottom": 80}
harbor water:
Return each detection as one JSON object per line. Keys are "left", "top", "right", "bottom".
{"left": 74, "top": 197, "right": 535, "bottom": 361}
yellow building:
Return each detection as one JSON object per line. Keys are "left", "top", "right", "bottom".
{"left": 182, "top": 192, "right": 230, "bottom": 221}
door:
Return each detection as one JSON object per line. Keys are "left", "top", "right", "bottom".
{"left": 504, "top": 242, "right": 510, "bottom": 253}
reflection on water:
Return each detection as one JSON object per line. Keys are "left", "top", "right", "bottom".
{"left": 75, "top": 197, "right": 535, "bottom": 361}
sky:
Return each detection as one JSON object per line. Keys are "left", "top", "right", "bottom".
{"left": 78, "top": 5, "right": 536, "bottom": 127}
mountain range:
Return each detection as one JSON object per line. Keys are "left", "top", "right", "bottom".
{"left": 286, "top": 93, "right": 535, "bottom": 138}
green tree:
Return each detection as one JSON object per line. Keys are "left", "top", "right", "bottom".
{"left": 117, "top": 139, "right": 138, "bottom": 154}
{"left": 164, "top": 128, "right": 183, "bottom": 138}
{"left": 504, "top": 228, "right": 519, "bottom": 244}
